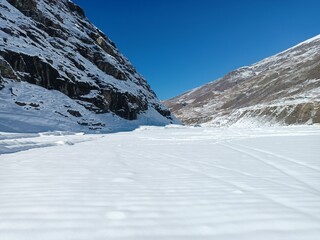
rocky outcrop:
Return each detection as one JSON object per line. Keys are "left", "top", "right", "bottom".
{"left": 165, "top": 35, "right": 320, "bottom": 126}
{"left": 0, "top": 56, "right": 18, "bottom": 79}
{"left": 0, "top": 0, "right": 175, "bottom": 132}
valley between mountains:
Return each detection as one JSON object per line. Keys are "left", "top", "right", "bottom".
{"left": 0, "top": 0, "right": 320, "bottom": 240}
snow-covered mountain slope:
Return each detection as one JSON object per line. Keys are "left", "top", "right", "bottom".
{"left": 1, "top": 126, "right": 320, "bottom": 239}
{"left": 165, "top": 35, "right": 320, "bottom": 127}
{"left": 0, "top": 0, "right": 177, "bottom": 133}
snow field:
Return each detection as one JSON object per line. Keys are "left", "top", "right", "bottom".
{"left": 0, "top": 125, "right": 320, "bottom": 240}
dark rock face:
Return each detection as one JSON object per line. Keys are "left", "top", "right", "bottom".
{"left": 0, "top": 56, "right": 18, "bottom": 79}
{"left": 0, "top": 50, "right": 94, "bottom": 100}
{"left": 67, "top": 109, "right": 82, "bottom": 117}
{"left": 66, "top": 1, "right": 85, "bottom": 17}
{"left": 0, "top": 0, "right": 174, "bottom": 123}
{"left": 165, "top": 36, "right": 320, "bottom": 126}
{"left": 6, "top": 0, "right": 37, "bottom": 15}
{"left": 75, "top": 45, "right": 127, "bottom": 81}
{"left": 101, "top": 89, "right": 147, "bottom": 119}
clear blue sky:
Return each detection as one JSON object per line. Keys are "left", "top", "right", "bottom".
{"left": 73, "top": 0, "right": 320, "bottom": 100}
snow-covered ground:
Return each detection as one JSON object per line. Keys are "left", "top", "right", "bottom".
{"left": 0, "top": 125, "right": 320, "bottom": 240}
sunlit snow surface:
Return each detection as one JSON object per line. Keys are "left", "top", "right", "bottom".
{"left": 1, "top": 125, "right": 320, "bottom": 240}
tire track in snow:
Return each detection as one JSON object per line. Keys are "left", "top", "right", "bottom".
{"left": 234, "top": 143, "right": 320, "bottom": 172}
{"left": 174, "top": 154, "right": 320, "bottom": 221}
{"left": 151, "top": 150, "right": 320, "bottom": 196}
{"left": 121, "top": 148, "right": 320, "bottom": 222}
{"left": 221, "top": 143, "right": 320, "bottom": 195}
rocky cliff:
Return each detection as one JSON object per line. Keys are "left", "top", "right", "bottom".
{"left": 0, "top": 0, "right": 176, "bottom": 132}
{"left": 165, "top": 35, "right": 320, "bottom": 127}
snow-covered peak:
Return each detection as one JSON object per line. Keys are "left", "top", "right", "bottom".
{"left": 0, "top": 0, "right": 178, "bottom": 132}
{"left": 165, "top": 35, "right": 320, "bottom": 127}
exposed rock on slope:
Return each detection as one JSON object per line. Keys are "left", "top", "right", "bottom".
{"left": 165, "top": 35, "right": 320, "bottom": 126}
{"left": 0, "top": 0, "right": 175, "bottom": 132}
